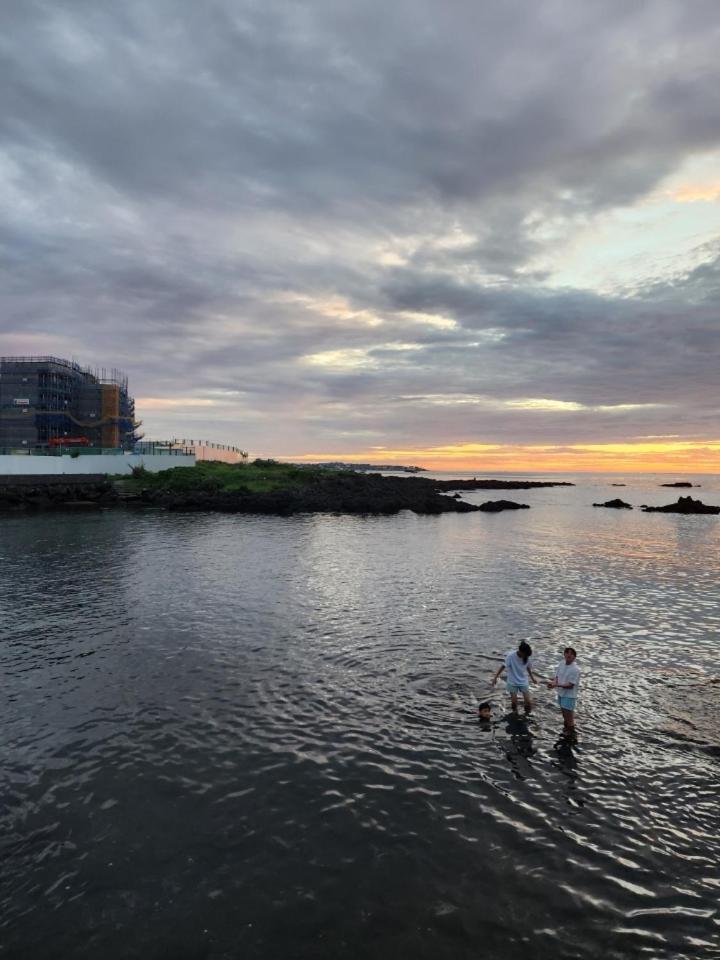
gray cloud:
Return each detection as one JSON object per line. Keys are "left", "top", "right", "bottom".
{"left": 1, "top": 0, "right": 719, "bottom": 456}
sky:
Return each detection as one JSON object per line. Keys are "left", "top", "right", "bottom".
{"left": 1, "top": 0, "right": 719, "bottom": 472}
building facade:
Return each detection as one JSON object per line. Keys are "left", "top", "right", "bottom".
{"left": 0, "top": 356, "right": 141, "bottom": 451}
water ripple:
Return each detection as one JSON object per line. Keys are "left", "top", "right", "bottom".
{"left": 1, "top": 482, "right": 719, "bottom": 959}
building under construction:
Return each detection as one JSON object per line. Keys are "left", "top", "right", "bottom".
{"left": 0, "top": 356, "right": 141, "bottom": 451}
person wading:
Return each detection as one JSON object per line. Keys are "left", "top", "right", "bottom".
{"left": 492, "top": 640, "right": 538, "bottom": 714}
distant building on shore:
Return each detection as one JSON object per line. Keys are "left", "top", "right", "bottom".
{"left": 0, "top": 356, "right": 141, "bottom": 451}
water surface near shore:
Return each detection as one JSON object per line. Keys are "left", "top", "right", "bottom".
{"left": 1, "top": 472, "right": 719, "bottom": 959}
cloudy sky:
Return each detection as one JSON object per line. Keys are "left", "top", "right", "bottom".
{"left": 2, "top": 0, "right": 719, "bottom": 471}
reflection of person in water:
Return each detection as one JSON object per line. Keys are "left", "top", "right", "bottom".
{"left": 552, "top": 732, "right": 583, "bottom": 805}
{"left": 504, "top": 712, "right": 535, "bottom": 779}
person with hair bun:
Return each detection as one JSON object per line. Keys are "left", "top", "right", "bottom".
{"left": 491, "top": 640, "right": 538, "bottom": 714}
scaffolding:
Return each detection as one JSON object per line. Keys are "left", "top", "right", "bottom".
{"left": 0, "top": 356, "right": 142, "bottom": 451}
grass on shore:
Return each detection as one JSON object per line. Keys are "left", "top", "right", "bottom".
{"left": 114, "top": 459, "right": 351, "bottom": 495}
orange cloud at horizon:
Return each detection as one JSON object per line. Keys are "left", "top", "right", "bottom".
{"left": 671, "top": 182, "right": 720, "bottom": 203}
{"left": 286, "top": 440, "right": 720, "bottom": 474}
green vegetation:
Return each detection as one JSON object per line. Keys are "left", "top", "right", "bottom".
{"left": 117, "top": 458, "right": 349, "bottom": 495}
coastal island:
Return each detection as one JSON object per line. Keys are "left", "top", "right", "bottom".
{"left": 120, "top": 461, "right": 550, "bottom": 515}
{"left": 3, "top": 463, "right": 716, "bottom": 518}
{"left": 0, "top": 461, "right": 573, "bottom": 516}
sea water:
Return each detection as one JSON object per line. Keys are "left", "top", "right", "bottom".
{"left": 1, "top": 472, "right": 718, "bottom": 959}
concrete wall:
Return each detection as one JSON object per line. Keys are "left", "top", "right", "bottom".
{"left": 194, "top": 444, "right": 247, "bottom": 464}
{"left": 0, "top": 453, "right": 196, "bottom": 475}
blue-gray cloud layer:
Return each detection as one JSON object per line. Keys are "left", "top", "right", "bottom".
{"left": 1, "top": 0, "right": 719, "bottom": 453}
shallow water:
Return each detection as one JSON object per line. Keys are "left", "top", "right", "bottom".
{"left": 1, "top": 472, "right": 719, "bottom": 959}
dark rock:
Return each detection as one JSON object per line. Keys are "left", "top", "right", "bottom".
{"left": 142, "top": 472, "right": 489, "bottom": 516}
{"left": 660, "top": 482, "right": 696, "bottom": 488}
{"left": 477, "top": 499, "right": 530, "bottom": 512}
{"left": 0, "top": 474, "right": 118, "bottom": 510}
{"left": 611, "top": 483, "right": 626, "bottom": 487}
{"left": 434, "top": 478, "right": 573, "bottom": 491}
{"left": 642, "top": 496, "right": 719, "bottom": 515}
{"left": 593, "top": 498, "right": 632, "bottom": 509}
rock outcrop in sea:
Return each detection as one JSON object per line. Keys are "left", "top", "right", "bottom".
{"left": 642, "top": 496, "right": 719, "bottom": 515}
{"left": 433, "top": 479, "right": 572, "bottom": 491}
{"left": 0, "top": 467, "right": 559, "bottom": 517}
{"left": 593, "top": 498, "right": 632, "bottom": 509}
{"left": 138, "top": 473, "right": 542, "bottom": 516}
{"left": 139, "top": 472, "right": 479, "bottom": 516}
{"left": 477, "top": 499, "right": 530, "bottom": 512}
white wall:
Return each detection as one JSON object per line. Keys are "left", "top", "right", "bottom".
{"left": 0, "top": 454, "right": 196, "bottom": 475}
{"left": 194, "top": 444, "right": 247, "bottom": 464}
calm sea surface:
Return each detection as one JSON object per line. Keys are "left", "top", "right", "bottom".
{"left": 1, "top": 472, "right": 719, "bottom": 960}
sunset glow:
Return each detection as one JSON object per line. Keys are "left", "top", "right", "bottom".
{"left": 290, "top": 441, "right": 720, "bottom": 474}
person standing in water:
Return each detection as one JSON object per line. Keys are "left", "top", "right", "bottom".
{"left": 547, "top": 647, "right": 580, "bottom": 730}
{"left": 491, "top": 640, "right": 538, "bottom": 713}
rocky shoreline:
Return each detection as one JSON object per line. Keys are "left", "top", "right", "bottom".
{"left": 135, "top": 473, "right": 540, "bottom": 515}
{"left": 0, "top": 474, "right": 117, "bottom": 509}
{"left": 433, "top": 478, "right": 573, "bottom": 491}
{"left": 2, "top": 470, "right": 716, "bottom": 518}
{"left": 0, "top": 471, "right": 549, "bottom": 516}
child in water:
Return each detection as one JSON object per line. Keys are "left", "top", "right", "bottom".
{"left": 547, "top": 647, "right": 580, "bottom": 730}
{"left": 491, "top": 640, "right": 538, "bottom": 713}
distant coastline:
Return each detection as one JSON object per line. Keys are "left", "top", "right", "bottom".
{"left": 302, "top": 461, "right": 426, "bottom": 473}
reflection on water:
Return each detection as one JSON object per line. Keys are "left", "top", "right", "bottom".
{"left": 551, "top": 731, "right": 583, "bottom": 808}
{"left": 1, "top": 474, "right": 719, "bottom": 959}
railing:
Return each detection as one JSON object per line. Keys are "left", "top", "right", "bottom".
{"left": 133, "top": 441, "right": 196, "bottom": 457}
{"left": 0, "top": 439, "right": 245, "bottom": 459}
{"left": 0, "top": 446, "right": 193, "bottom": 457}
{"left": 0, "top": 356, "right": 129, "bottom": 390}
{"left": 1, "top": 355, "right": 87, "bottom": 373}
{"left": 169, "top": 439, "right": 248, "bottom": 457}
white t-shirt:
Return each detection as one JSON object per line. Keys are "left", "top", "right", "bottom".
{"left": 505, "top": 650, "right": 533, "bottom": 686}
{"left": 554, "top": 661, "right": 580, "bottom": 696}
